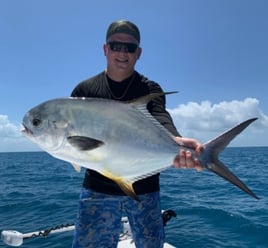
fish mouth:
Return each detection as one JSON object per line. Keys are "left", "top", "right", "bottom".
{"left": 21, "top": 124, "right": 33, "bottom": 135}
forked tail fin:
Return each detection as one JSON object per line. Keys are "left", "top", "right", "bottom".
{"left": 200, "top": 118, "right": 259, "bottom": 199}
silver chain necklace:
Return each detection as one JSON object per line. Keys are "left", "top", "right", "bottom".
{"left": 105, "top": 73, "right": 135, "bottom": 100}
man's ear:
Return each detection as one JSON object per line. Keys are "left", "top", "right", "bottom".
{"left": 103, "top": 44, "right": 108, "bottom": 56}
{"left": 136, "top": 47, "right": 142, "bottom": 60}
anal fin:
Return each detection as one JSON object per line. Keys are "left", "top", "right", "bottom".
{"left": 102, "top": 170, "right": 139, "bottom": 201}
{"left": 116, "top": 179, "right": 139, "bottom": 201}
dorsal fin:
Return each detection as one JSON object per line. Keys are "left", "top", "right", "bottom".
{"left": 128, "top": 92, "right": 179, "bottom": 145}
{"left": 128, "top": 91, "right": 178, "bottom": 106}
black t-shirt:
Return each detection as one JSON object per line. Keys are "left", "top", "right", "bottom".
{"left": 71, "top": 71, "right": 180, "bottom": 195}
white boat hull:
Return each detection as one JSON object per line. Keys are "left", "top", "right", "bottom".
{"left": 118, "top": 239, "right": 176, "bottom": 248}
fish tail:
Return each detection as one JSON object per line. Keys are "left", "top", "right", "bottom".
{"left": 201, "top": 118, "right": 259, "bottom": 199}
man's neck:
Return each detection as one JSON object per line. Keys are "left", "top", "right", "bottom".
{"left": 105, "top": 70, "right": 134, "bottom": 82}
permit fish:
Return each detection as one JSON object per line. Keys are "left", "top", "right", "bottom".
{"left": 21, "top": 92, "right": 259, "bottom": 200}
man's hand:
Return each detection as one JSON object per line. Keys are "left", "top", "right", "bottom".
{"left": 173, "top": 137, "right": 203, "bottom": 171}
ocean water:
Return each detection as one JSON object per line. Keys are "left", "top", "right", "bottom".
{"left": 0, "top": 147, "right": 267, "bottom": 248}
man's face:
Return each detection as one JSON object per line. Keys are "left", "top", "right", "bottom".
{"left": 104, "top": 33, "right": 142, "bottom": 77}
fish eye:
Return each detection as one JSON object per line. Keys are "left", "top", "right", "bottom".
{"left": 32, "top": 118, "right": 42, "bottom": 127}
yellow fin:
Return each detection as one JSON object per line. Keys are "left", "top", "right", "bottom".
{"left": 103, "top": 170, "right": 139, "bottom": 201}
{"left": 71, "top": 163, "right": 81, "bottom": 172}
{"left": 116, "top": 178, "right": 139, "bottom": 201}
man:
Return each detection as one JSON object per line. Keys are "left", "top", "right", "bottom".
{"left": 71, "top": 20, "right": 203, "bottom": 248}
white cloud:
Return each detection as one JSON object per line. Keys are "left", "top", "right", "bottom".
{"left": 0, "top": 115, "right": 20, "bottom": 137}
{"left": 168, "top": 98, "right": 268, "bottom": 146}
{"left": 0, "top": 115, "right": 39, "bottom": 152}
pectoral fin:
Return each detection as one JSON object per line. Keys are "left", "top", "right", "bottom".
{"left": 67, "top": 136, "right": 104, "bottom": 151}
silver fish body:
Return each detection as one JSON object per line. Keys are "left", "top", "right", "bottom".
{"left": 22, "top": 93, "right": 259, "bottom": 200}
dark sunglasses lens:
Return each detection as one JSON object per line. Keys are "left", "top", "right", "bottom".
{"left": 126, "top": 43, "right": 138, "bottom": 53}
{"left": 108, "top": 42, "right": 138, "bottom": 53}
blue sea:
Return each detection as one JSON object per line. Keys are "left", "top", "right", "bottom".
{"left": 0, "top": 147, "right": 267, "bottom": 248}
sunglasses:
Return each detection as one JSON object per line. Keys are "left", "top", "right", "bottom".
{"left": 107, "top": 41, "right": 138, "bottom": 53}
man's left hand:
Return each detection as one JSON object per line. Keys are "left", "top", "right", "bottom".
{"left": 173, "top": 137, "right": 203, "bottom": 171}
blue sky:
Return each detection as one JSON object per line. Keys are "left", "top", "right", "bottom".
{"left": 1, "top": 0, "right": 268, "bottom": 152}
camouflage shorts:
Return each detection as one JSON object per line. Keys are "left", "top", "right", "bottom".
{"left": 72, "top": 187, "right": 165, "bottom": 248}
